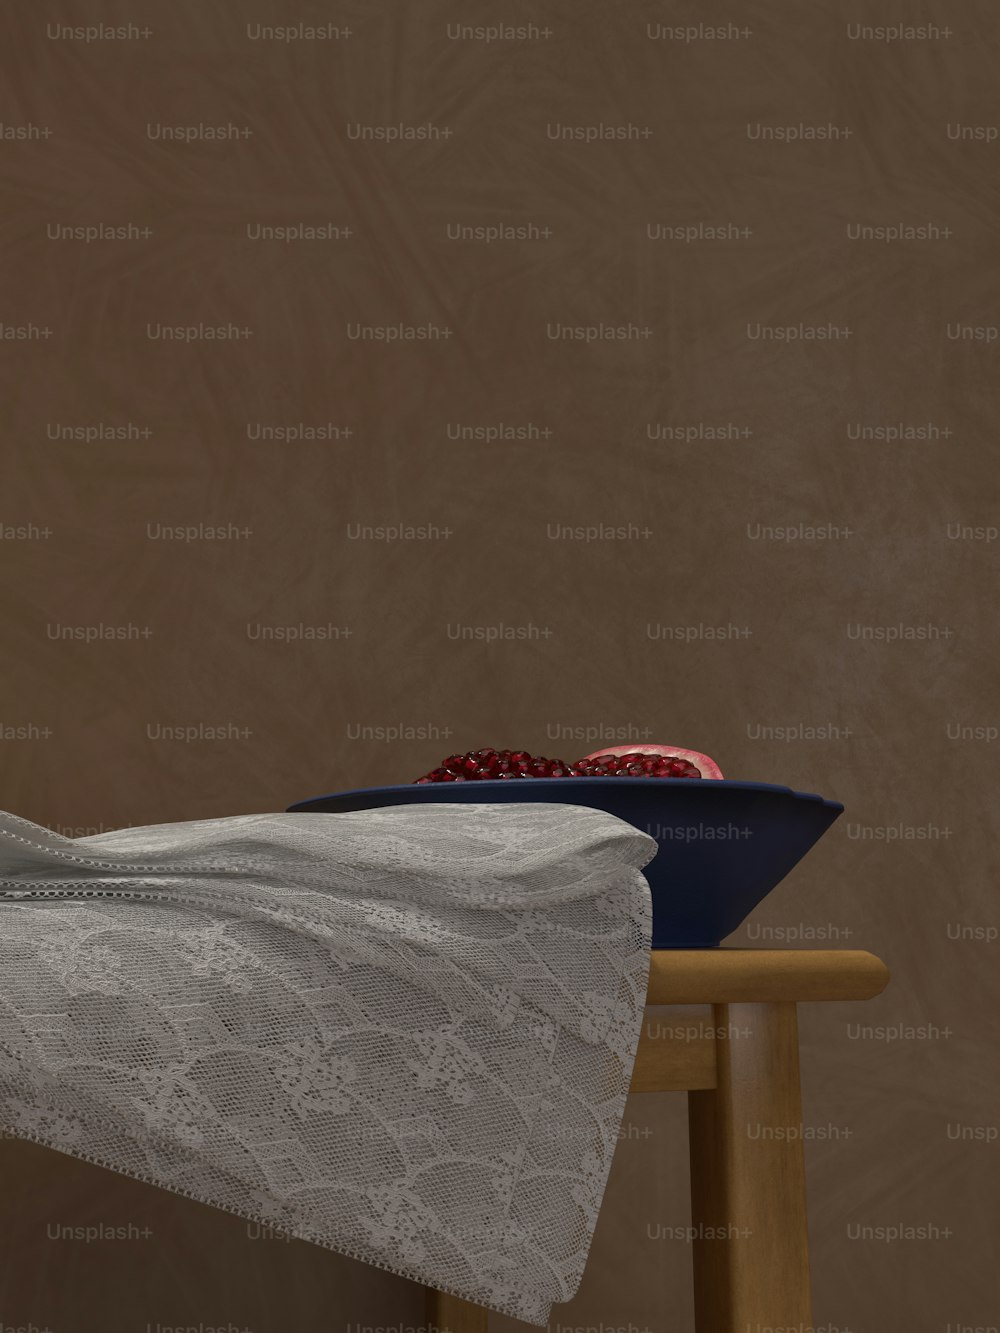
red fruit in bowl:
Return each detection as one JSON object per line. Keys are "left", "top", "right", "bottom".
{"left": 412, "top": 743, "right": 723, "bottom": 783}
{"left": 577, "top": 744, "right": 724, "bottom": 780}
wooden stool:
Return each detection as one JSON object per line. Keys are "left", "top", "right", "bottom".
{"left": 426, "top": 948, "right": 890, "bottom": 1333}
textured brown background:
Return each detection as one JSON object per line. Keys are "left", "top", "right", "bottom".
{"left": 1, "top": 2, "right": 998, "bottom": 1330}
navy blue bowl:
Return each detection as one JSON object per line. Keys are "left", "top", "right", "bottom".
{"left": 286, "top": 778, "right": 844, "bottom": 948}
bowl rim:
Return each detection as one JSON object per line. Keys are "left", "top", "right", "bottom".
{"left": 287, "top": 776, "right": 844, "bottom": 814}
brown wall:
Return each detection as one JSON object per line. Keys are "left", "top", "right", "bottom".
{"left": 2, "top": 3, "right": 997, "bottom": 1330}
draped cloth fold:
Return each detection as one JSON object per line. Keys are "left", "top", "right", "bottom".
{"left": 0, "top": 802, "right": 656, "bottom": 1324}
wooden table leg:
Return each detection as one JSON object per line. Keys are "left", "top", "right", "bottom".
{"left": 687, "top": 1001, "right": 812, "bottom": 1332}
{"left": 426, "top": 1288, "right": 489, "bottom": 1333}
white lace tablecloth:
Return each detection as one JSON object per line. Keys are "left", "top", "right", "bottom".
{"left": 0, "top": 802, "right": 656, "bottom": 1324}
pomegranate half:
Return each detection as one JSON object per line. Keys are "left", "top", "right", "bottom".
{"left": 579, "top": 744, "right": 724, "bottom": 779}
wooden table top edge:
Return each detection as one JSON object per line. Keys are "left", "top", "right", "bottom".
{"left": 644, "top": 947, "right": 890, "bottom": 1005}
